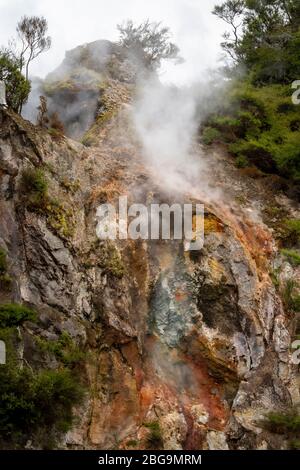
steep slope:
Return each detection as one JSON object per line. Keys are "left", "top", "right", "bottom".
{"left": 1, "top": 66, "right": 300, "bottom": 449}
{"left": 24, "top": 40, "right": 135, "bottom": 139}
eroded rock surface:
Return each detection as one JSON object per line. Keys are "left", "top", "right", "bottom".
{"left": 0, "top": 73, "right": 299, "bottom": 450}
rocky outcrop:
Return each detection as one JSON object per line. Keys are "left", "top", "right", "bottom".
{"left": 0, "top": 71, "right": 299, "bottom": 450}
{"left": 24, "top": 40, "right": 135, "bottom": 139}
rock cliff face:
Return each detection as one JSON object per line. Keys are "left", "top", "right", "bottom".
{"left": 24, "top": 40, "right": 135, "bottom": 139}
{"left": 0, "top": 44, "right": 299, "bottom": 450}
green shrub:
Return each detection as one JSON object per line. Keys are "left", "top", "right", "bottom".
{"left": 281, "top": 249, "right": 300, "bottom": 267}
{"left": 37, "top": 332, "right": 86, "bottom": 366}
{"left": 32, "top": 369, "right": 83, "bottom": 432}
{"left": 0, "top": 273, "right": 12, "bottom": 291}
{"left": 229, "top": 139, "right": 276, "bottom": 173}
{"left": 0, "top": 248, "right": 7, "bottom": 274}
{"left": 261, "top": 408, "right": 300, "bottom": 434}
{"left": 282, "top": 280, "right": 300, "bottom": 312}
{"left": 204, "top": 81, "right": 300, "bottom": 189}
{"left": 144, "top": 421, "right": 163, "bottom": 449}
{"left": 61, "top": 178, "right": 81, "bottom": 194}
{"left": 235, "top": 155, "right": 249, "bottom": 169}
{"left": 270, "top": 268, "right": 280, "bottom": 288}
{"left": 0, "top": 326, "right": 84, "bottom": 448}
{"left": 21, "top": 169, "right": 74, "bottom": 239}
{"left": 282, "top": 219, "right": 300, "bottom": 246}
{"left": 212, "top": 0, "right": 300, "bottom": 191}
{"left": 291, "top": 295, "right": 300, "bottom": 313}
{"left": 0, "top": 365, "right": 83, "bottom": 446}
{"left": 126, "top": 439, "right": 138, "bottom": 447}
{"left": 0, "top": 303, "right": 37, "bottom": 328}
{"left": 0, "top": 52, "right": 31, "bottom": 113}
{"left": 290, "top": 440, "right": 300, "bottom": 450}
{"left": 259, "top": 406, "right": 300, "bottom": 448}
{"left": 202, "top": 127, "right": 221, "bottom": 145}
{"left": 0, "top": 249, "right": 12, "bottom": 291}
{"left": 21, "top": 168, "right": 48, "bottom": 196}
{"left": 210, "top": 115, "right": 241, "bottom": 130}
{"left": 98, "top": 242, "right": 125, "bottom": 279}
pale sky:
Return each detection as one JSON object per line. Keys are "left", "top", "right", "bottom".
{"left": 0, "top": 0, "right": 225, "bottom": 84}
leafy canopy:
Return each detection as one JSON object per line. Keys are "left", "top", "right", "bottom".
{"left": 213, "top": 0, "right": 300, "bottom": 83}
{"left": 0, "top": 52, "right": 30, "bottom": 112}
{"left": 118, "top": 19, "right": 181, "bottom": 71}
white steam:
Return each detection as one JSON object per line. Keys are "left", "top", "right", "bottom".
{"left": 131, "top": 73, "right": 225, "bottom": 199}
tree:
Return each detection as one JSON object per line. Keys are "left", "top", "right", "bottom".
{"left": 117, "top": 20, "right": 181, "bottom": 71}
{"left": 0, "top": 16, "right": 51, "bottom": 114}
{"left": 213, "top": 0, "right": 245, "bottom": 63}
{"left": 17, "top": 16, "right": 51, "bottom": 81}
{"left": 0, "top": 51, "right": 30, "bottom": 112}
{"left": 213, "top": 0, "right": 300, "bottom": 83}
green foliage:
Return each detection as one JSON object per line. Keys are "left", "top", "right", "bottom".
{"left": 260, "top": 406, "right": 300, "bottom": 449}
{"left": 21, "top": 167, "right": 74, "bottom": 238}
{"left": 290, "top": 439, "right": 300, "bottom": 450}
{"left": 292, "top": 296, "right": 300, "bottom": 312}
{"left": 16, "top": 16, "right": 51, "bottom": 82}
{"left": 204, "top": 81, "right": 300, "bottom": 186}
{"left": 126, "top": 439, "right": 138, "bottom": 447}
{"left": 0, "top": 365, "right": 83, "bottom": 447}
{"left": 0, "top": 273, "right": 12, "bottom": 291}
{"left": 0, "top": 325, "right": 84, "bottom": 448}
{"left": 144, "top": 421, "right": 163, "bottom": 449}
{"left": 0, "top": 303, "right": 37, "bottom": 328}
{"left": 42, "top": 198, "right": 74, "bottom": 238}
{"left": 282, "top": 279, "right": 300, "bottom": 312}
{"left": 21, "top": 167, "right": 48, "bottom": 198}
{"left": 262, "top": 408, "right": 300, "bottom": 434}
{"left": 214, "top": 0, "right": 300, "bottom": 84}
{"left": 61, "top": 178, "right": 80, "bottom": 194}
{"left": 31, "top": 369, "right": 83, "bottom": 430}
{"left": 270, "top": 267, "right": 281, "bottom": 288}
{"left": 282, "top": 219, "right": 300, "bottom": 245}
{"left": 281, "top": 249, "right": 300, "bottom": 266}
{"left": 211, "top": 1, "right": 300, "bottom": 192}
{"left": 97, "top": 241, "right": 125, "bottom": 279}
{"left": 0, "top": 249, "right": 11, "bottom": 291}
{"left": 202, "top": 127, "right": 221, "bottom": 145}
{"left": 235, "top": 155, "right": 249, "bottom": 168}
{"left": 0, "top": 248, "right": 7, "bottom": 274}
{"left": 118, "top": 20, "right": 180, "bottom": 71}
{"left": 37, "top": 332, "right": 86, "bottom": 366}
{"left": 0, "top": 52, "right": 30, "bottom": 112}
{"left": 47, "top": 112, "right": 65, "bottom": 141}
{"left": 81, "top": 109, "right": 116, "bottom": 147}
